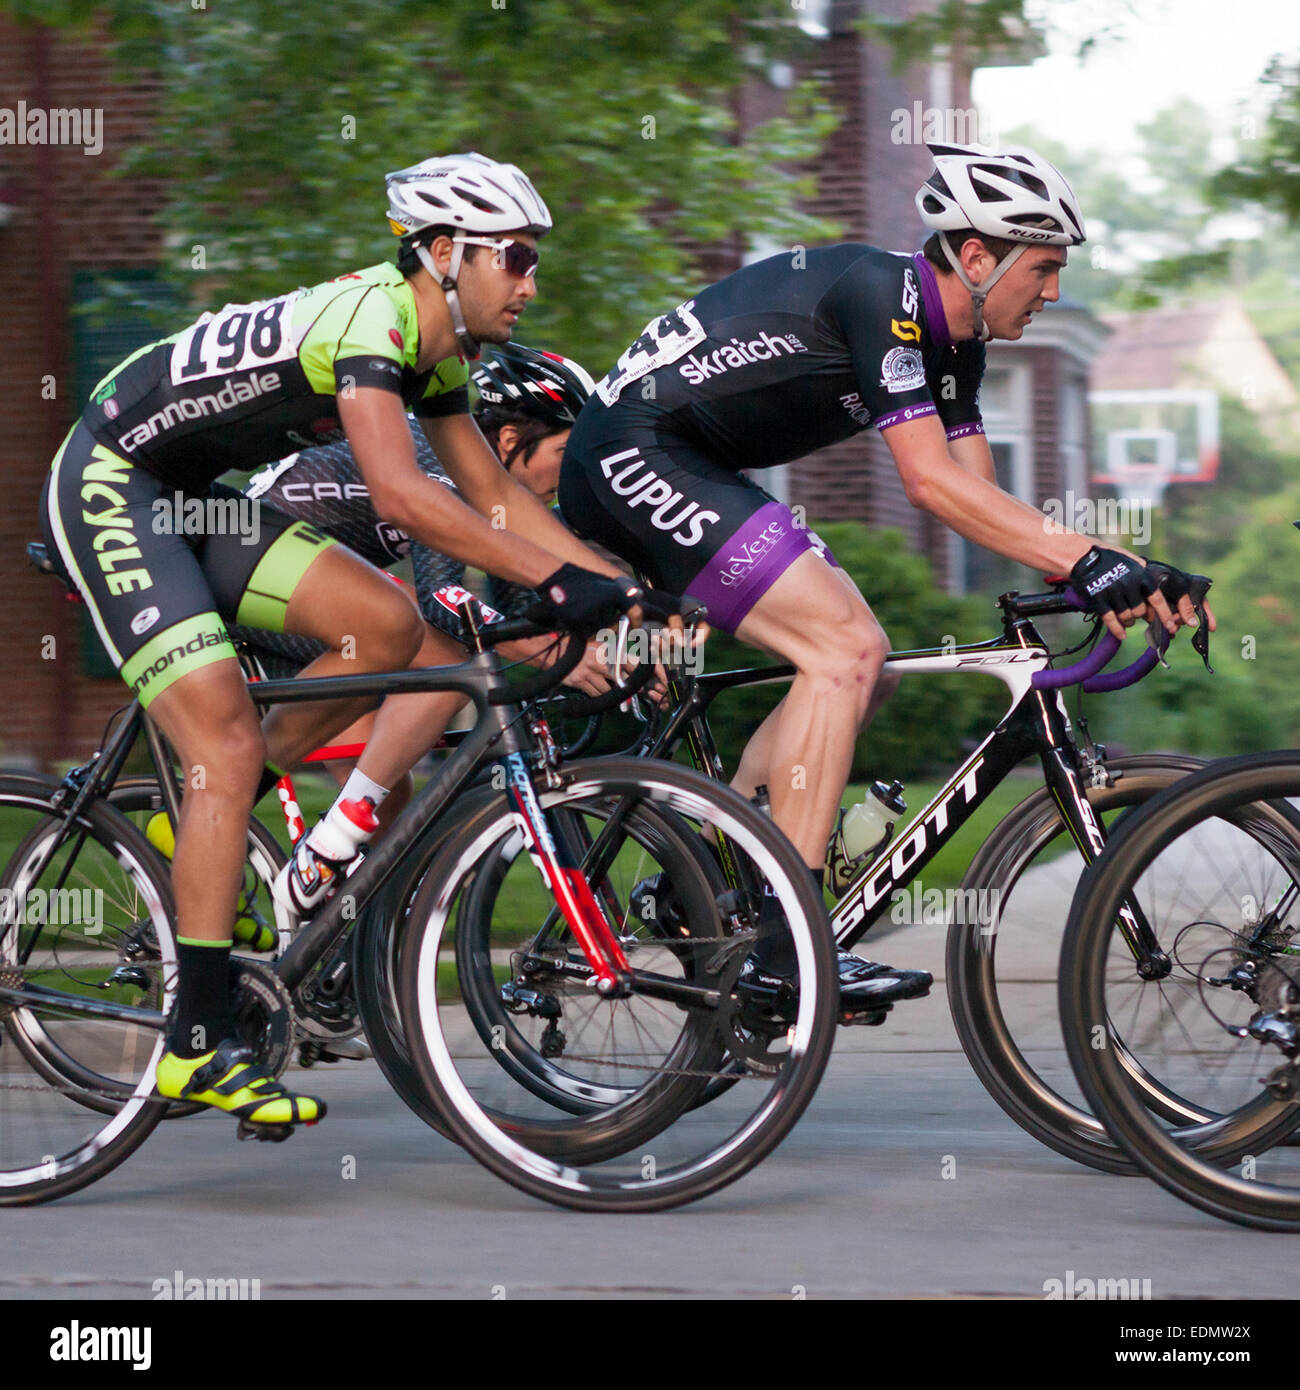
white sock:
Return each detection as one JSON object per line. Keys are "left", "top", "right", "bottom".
{"left": 338, "top": 768, "right": 389, "bottom": 809}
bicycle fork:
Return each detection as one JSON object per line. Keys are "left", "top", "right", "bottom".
{"left": 1038, "top": 715, "right": 1170, "bottom": 980}
{"left": 500, "top": 752, "right": 631, "bottom": 995}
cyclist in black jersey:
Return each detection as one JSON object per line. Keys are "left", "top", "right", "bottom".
{"left": 232, "top": 344, "right": 609, "bottom": 844}
{"left": 40, "top": 153, "right": 642, "bottom": 1137}
{"left": 560, "top": 141, "right": 1213, "bottom": 1019}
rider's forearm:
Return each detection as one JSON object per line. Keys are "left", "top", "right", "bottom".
{"left": 906, "top": 455, "right": 1092, "bottom": 574}
{"left": 375, "top": 474, "right": 571, "bottom": 588}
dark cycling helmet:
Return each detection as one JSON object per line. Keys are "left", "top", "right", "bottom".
{"left": 471, "top": 342, "right": 596, "bottom": 429}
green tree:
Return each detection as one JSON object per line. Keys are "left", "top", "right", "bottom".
{"left": 15, "top": 0, "right": 840, "bottom": 371}
{"left": 1213, "top": 58, "right": 1300, "bottom": 223}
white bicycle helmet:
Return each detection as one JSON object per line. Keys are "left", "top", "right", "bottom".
{"left": 916, "top": 142, "right": 1085, "bottom": 340}
{"left": 385, "top": 152, "right": 552, "bottom": 358}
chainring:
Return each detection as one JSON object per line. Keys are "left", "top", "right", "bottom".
{"left": 229, "top": 958, "right": 294, "bottom": 1079}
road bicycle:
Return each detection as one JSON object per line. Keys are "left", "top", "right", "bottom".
{"left": 469, "top": 579, "right": 1300, "bottom": 1175}
{"left": 1061, "top": 750, "right": 1300, "bottom": 1229}
{"left": 0, "top": 572, "right": 836, "bottom": 1212}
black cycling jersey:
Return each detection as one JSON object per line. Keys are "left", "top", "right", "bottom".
{"left": 233, "top": 422, "right": 536, "bottom": 670}
{"left": 589, "top": 245, "right": 984, "bottom": 465}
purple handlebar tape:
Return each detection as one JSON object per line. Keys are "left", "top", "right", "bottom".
{"left": 1081, "top": 646, "right": 1159, "bottom": 693}
{"left": 1032, "top": 631, "right": 1120, "bottom": 689}
{"left": 1030, "top": 586, "right": 1171, "bottom": 692}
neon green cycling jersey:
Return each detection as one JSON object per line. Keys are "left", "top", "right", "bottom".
{"left": 83, "top": 262, "right": 468, "bottom": 489}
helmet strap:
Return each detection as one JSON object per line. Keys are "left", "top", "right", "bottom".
{"left": 415, "top": 241, "right": 480, "bottom": 361}
{"left": 938, "top": 233, "right": 1028, "bottom": 342}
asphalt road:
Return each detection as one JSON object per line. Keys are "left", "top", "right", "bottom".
{"left": 5, "top": 909, "right": 1289, "bottom": 1301}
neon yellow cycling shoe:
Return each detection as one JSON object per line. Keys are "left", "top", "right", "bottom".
{"left": 146, "top": 813, "right": 277, "bottom": 952}
{"left": 156, "top": 1039, "right": 325, "bottom": 1140}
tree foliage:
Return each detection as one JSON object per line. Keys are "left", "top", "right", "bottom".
{"left": 14, "top": 0, "right": 840, "bottom": 371}
{"left": 1212, "top": 59, "right": 1300, "bottom": 224}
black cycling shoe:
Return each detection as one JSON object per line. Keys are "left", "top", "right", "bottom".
{"left": 736, "top": 951, "right": 930, "bottom": 1024}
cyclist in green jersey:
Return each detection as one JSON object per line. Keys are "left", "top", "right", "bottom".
{"left": 40, "top": 153, "right": 642, "bottom": 1138}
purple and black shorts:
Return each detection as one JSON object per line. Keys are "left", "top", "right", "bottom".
{"left": 558, "top": 415, "right": 838, "bottom": 634}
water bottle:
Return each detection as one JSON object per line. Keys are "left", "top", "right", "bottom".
{"left": 827, "top": 780, "right": 906, "bottom": 893}
{"left": 305, "top": 797, "right": 378, "bottom": 863}
{"left": 274, "top": 796, "right": 378, "bottom": 916}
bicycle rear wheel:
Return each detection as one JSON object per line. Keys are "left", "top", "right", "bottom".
{"left": 1063, "top": 752, "right": 1300, "bottom": 1229}
{"left": 0, "top": 776, "right": 175, "bottom": 1203}
{"left": 398, "top": 758, "right": 837, "bottom": 1212}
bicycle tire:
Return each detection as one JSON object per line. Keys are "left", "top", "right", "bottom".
{"left": 398, "top": 757, "right": 837, "bottom": 1212}
{"left": 1063, "top": 751, "right": 1300, "bottom": 1230}
{"left": 948, "top": 755, "right": 1203, "bottom": 1172}
{"left": 0, "top": 775, "right": 175, "bottom": 1204}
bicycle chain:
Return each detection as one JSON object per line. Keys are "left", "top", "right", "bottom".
{"left": 0, "top": 968, "right": 24, "bottom": 1022}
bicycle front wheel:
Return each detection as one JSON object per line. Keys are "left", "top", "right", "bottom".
{"left": 0, "top": 776, "right": 175, "bottom": 1203}
{"left": 398, "top": 758, "right": 837, "bottom": 1212}
{"left": 948, "top": 756, "right": 1209, "bottom": 1173}
{"left": 1063, "top": 752, "right": 1300, "bottom": 1229}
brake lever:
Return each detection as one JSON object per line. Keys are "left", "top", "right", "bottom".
{"left": 1187, "top": 574, "right": 1214, "bottom": 674}
{"left": 1191, "top": 601, "right": 1213, "bottom": 673}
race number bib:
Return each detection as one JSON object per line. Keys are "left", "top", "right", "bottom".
{"left": 596, "top": 300, "right": 706, "bottom": 406}
{"left": 169, "top": 291, "right": 304, "bottom": 384}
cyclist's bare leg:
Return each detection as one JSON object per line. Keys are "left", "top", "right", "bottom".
{"left": 732, "top": 568, "right": 898, "bottom": 808}
{"left": 350, "top": 618, "right": 471, "bottom": 791}
{"left": 146, "top": 660, "right": 267, "bottom": 941}
{"left": 260, "top": 546, "right": 425, "bottom": 768}
{"left": 734, "top": 553, "right": 888, "bottom": 867}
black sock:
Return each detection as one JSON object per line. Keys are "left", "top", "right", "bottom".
{"left": 169, "top": 938, "right": 235, "bottom": 1058}
{"left": 752, "top": 885, "right": 798, "bottom": 976}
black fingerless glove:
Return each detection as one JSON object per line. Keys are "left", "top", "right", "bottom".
{"left": 528, "top": 563, "right": 642, "bottom": 634}
{"left": 1069, "top": 546, "right": 1157, "bottom": 618}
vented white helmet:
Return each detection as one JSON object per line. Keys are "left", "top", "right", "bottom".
{"left": 385, "top": 152, "right": 552, "bottom": 239}
{"left": 386, "top": 153, "right": 551, "bottom": 360}
{"left": 916, "top": 142, "right": 1085, "bottom": 341}
{"left": 916, "top": 142, "right": 1085, "bottom": 245}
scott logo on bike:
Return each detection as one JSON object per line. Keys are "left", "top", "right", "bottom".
{"left": 833, "top": 758, "right": 985, "bottom": 936}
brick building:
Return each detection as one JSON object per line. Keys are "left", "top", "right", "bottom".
{"left": 0, "top": 3, "right": 1102, "bottom": 767}
{"left": 0, "top": 20, "right": 168, "bottom": 768}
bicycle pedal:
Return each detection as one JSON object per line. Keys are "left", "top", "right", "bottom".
{"left": 236, "top": 1120, "right": 295, "bottom": 1143}
{"left": 840, "top": 1007, "right": 891, "bottom": 1028}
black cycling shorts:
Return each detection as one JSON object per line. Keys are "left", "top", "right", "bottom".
{"left": 558, "top": 411, "right": 838, "bottom": 633}
{"left": 41, "top": 422, "right": 336, "bottom": 706}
